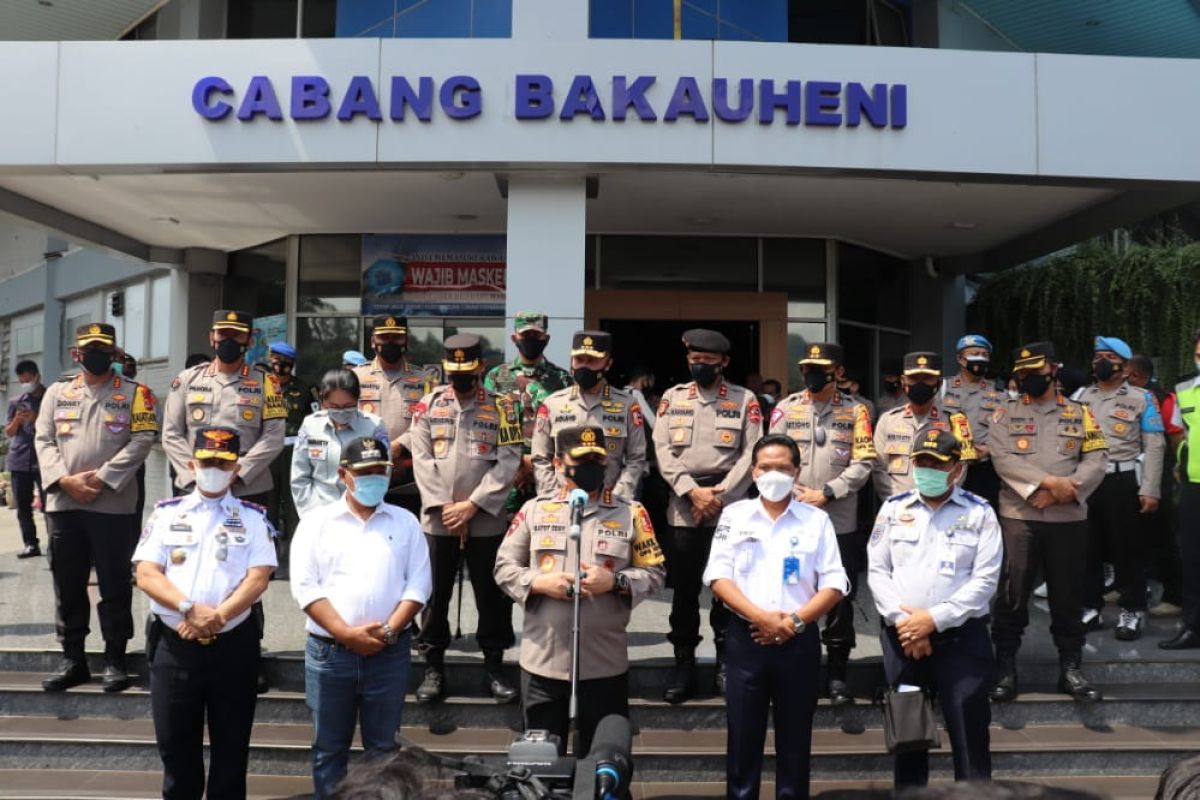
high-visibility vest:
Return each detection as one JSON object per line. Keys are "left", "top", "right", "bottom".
{"left": 1174, "top": 382, "right": 1200, "bottom": 483}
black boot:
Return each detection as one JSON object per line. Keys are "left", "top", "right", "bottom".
{"left": 826, "top": 651, "right": 854, "bottom": 707}
{"left": 663, "top": 649, "right": 696, "bottom": 704}
{"left": 1057, "top": 655, "right": 1102, "bottom": 703}
{"left": 483, "top": 652, "right": 517, "bottom": 704}
{"left": 101, "top": 642, "right": 131, "bottom": 693}
{"left": 416, "top": 654, "right": 446, "bottom": 703}
{"left": 990, "top": 652, "right": 1018, "bottom": 703}
{"left": 42, "top": 654, "right": 90, "bottom": 692}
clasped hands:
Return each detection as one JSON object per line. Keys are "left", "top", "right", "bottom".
{"left": 532, "top": 562, "right": 615, "bottom": 600}
{"left": 176, "top": 603, "right": 225, "bottom": 641}
{"left": 895, "top": 605, "right": 936, "bottom": 660}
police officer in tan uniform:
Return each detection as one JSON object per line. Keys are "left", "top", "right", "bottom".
{"left": 409, "top": 334, "right": 523, "bottom": 704}
{"left": 941, "top": 334, "right": 1006, "bottom": 509}
{"left": 873, "top": 352, "right": 976, "bottom": 501}
{"left": 768, "top": 342, "right": 876, "bottom": 705}
{"left": 653, "top": 329, "right": 762, "bottom": 703}
{"left": 495, "top": 424, "right": 665, "bottom": 756}
{"left": 531, "top": 330, "right": 647, "bottom": 501}
{"left": 352, "top": 315, "right": 441, "bottom": 511}
{"left": 1076, "top": 336, "right": 1165, "bottom": 641}
{"left": 989, "top": 342, "right": 1108, "bottom": 704}
{"left": 35, "top": 322, "right": 158, "bottom": 693}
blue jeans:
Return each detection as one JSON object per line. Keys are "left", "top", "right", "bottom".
{"left": 304, "top": 632, "right": 411, "bottom": 799}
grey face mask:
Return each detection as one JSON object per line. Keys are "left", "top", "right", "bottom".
{"left": 328, "top": 408, "right": 357, "bottom": 426}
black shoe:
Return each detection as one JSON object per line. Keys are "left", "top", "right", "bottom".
{"left": 990, "top": 657, "right": 1018, "bottom": 703}
{"left": 256, "top": 667, "right": 270, "bottom": 695}
{"left": 1114, "top": 610, "right": 1145, "bottom": 642}
{"left": 663, "top": 657, "right": 696, "bottom": 705}
{"left": 1159, "top": 628, "right": 1200, "bottom": 650}
{"left": 1058, "top": 666, "right": 1102, "bottom": 703}
{"left": 828, "top": 679, "right": 854, "bottom": 707}
{"left": 101, "top": 664, "right": 131, "bottom": 693}
{"left": 16, "top": 544, "right": 41, "bottom": 559}
{"left": 42, "top": 658, "right": 90, "bottom": 692}
{"left": 1081, "top": 608, "right": 1104, "bottom": 632}
{"left": 416, "top": 668, "right": 445, "bottom": 703}
{"left": 485, "top": 671, "right": 518, "bottom": 704}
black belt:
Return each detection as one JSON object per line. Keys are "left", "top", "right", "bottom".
{"left": 694, "top": 473, "right": 727, "bottom": 488}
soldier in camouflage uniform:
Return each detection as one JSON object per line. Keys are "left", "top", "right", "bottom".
{"left": 483, "top": 311, "right": 572, "bottom": 513}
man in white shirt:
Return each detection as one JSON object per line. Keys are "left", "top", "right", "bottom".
{"left": 868, "top": 426, "right": 1002, "bottom": 789}
{"left": 703, "top": 434, "right": 847, "bottom": 800}
{"left": 290, "top": 437, "right": 432, "bottom": 799}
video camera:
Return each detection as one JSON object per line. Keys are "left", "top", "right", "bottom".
{"left": 448, "top": 714, "right": 633, "bottom": 800}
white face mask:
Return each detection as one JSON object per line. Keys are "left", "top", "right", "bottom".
{"left": 194, "top": 466, "right": 234, "bottom": 494}
{"left": 755, "top": 470, "right": 796, "bottom": 503}
{"left": 18, "top": 382, "right": 35, "bottom": 394}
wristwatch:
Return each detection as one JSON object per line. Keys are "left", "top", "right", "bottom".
{"left": 177, "top": 599, "right": 194, "bottom": 618}
{"left": 822, "top": 485, "right": 836, "bottom": 502}
{"left": 380, "top": 624, "right": 399, "bottom": 646}
{"left": 789, "top": 612, "right": 806, "bottom": 634}
{"left": 612, "top": 572, "right": 631, "bottom": 595}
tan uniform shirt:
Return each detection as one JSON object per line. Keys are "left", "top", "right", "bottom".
{"left": 531, "top": 383, "right": 647, "bottom": 501}
{"left": 768, "top": 390, "right": 876, "bottom": 534}
{"left": 352, "top": 358, "right": 441, "bottom": 445}
{"left": 941, "top": 375, "right": 1005, "bottom": 451}
{"left": 989, "top": 394, "right": 1109, "bottom": 521}
{"left": 162, "top": 362, "right": 286, "bottom": 496}
{"left": 35, "top": 373, "right": 157, "bottom": 514}
{"left": 1075, "top": 381, "right": 1164, "bottom": 498}
{"left": 409, "top": 385, "right": 523, "bottom": 537}
{"left": 494, "top": 490, "right": 665, "bottom": 681}
{"left": 872, "top": 403, "right": 977, "bottom": 500}
{"left": 652, "top": 380, "right": 762, "bottom": 528}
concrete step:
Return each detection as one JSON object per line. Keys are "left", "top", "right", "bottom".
{"left": 0, "top": 715, "right": 1195, "bottom": 781}
{"left": 0, "top": 770, "right": 1168, "bottom": 800}
{"left": 4, "top": 672, "right": 1200, "bottom": 730}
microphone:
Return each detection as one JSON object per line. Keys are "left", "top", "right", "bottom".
{"left": 589, "top": 714, "right": 633, "bottom": 800}
{"left": 568, "top": 487, "right": 588, "bottom": 533}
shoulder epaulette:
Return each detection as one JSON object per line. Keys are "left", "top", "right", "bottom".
{"left": 241, "top": 500, "right": 269, "bottom": 516}
{"left": 960, "top": 489, "right": 989, "bottom": 506}
{"left": 886, "top": 489, "right": 915, "bottom": 503}
{"left": 154, "top": 497, "right": 184, "bottom": 509}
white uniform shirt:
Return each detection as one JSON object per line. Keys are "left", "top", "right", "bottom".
{"left": 290, "top": 497, "right": 432, "bottom": 638}
{"left": 867, "top": 487, "right": 1002, "bottom": 632}
{"left": 290, "top": 409, "right": 388, "bottom": 517}
{"left": 132, "top": 491, "right": 277, "bottom": 632}
{"left": 703, "top": 497, "right": 849, "bottom": 613}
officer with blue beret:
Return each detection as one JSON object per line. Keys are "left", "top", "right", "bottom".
{"left": 941, "top": 334, "right": 1005, "bottom": 510}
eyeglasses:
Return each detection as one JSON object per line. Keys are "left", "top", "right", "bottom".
{"left": 215, "top": 532, "right": 228, "bottom": 562}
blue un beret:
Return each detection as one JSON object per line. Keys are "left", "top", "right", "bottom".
{"left": 955, "top": 334, "right": 993, "bottom": 353}
{"left": 268, "top": 342, "right": 297, "bottom": 360}
{"left": 1094, "top": 336, "right": 1132, "bottom": 360}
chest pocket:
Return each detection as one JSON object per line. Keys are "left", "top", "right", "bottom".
{"left": 942, "top": 393, "right": 962, "bottom": 409}
{"left": 713, "top": 416, "right": 742, "bottom": 450}
{"left": 945, "top": 528, "right": 980, "bottom": 571}
{"left": 469, "top": 416, "right": 500, "bottom": 460}
{"left": 1054, "top": 418, "right": 1083, "bottom": 457}
{"left": 532, "top": 532, "right": 568, "bottom": 573}
{"left": 1007, "top": 422, "right": 1037, "bottom": 456}
{"left": 186, "top": 391, "right": 214, "bottom": 425}
{"left": 888, "top": 523, "right": 921, "bottom": 566}
{"left": 235, "top": 400, "right": 262, "bottom": 429}
{"left": 667, "top": 415, "right": 694, "bottom": 448}
{"left": 216, "top": 529, "right": 252, "bottom": 573}
{"left": 430, "top": 422, "right": 455, "bottom": 460}
{"left": 592, "top": 533, "right": 631, "bottom": 570}
{"left": 733, "top": 539, "right": 763, "bottom": 575}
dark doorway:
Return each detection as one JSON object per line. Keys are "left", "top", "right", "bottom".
{"left": 601, "top": 319, "right": 760, "bottom": 391}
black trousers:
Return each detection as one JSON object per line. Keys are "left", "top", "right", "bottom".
{"left": 522, "top": 670, "right": 629, "bottom": 758}
{"left": 47, "top": 510, "right": 136, "bottom": 657}
{"left": 150, "top": 620, "right": 259, "bottom": 800}
{"left": 725, "top": 616, "right": 820, "bottom": 800}
{"left": 962, "top": 459, "right": 1000, "bottom": 512}
{"left": 880, "top": 618, "right": 993, "bottom": 788}
{"left": 1178, "top": 483, "right": 1200, "bottom": 631}
{"left": 11, "top": 469, "right": 44, "bottom": 548}
{"left": 415, "top": 533, "right": 514, "bottom": 659}
{"left": 822, "top": 532, "right": 863, "bottom": 658}
{"left": 666, "top": 525, "right": 730, "bottom": 653}
{"left": 991, "top": 517, "right": 1088, "bottom": 659}
{"left": 1085, "top": 471, "right": 1147, "bottom": 611}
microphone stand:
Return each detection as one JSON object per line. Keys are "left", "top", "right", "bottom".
{"left": 567, "top": 489, "right": 588, "bottom": 744}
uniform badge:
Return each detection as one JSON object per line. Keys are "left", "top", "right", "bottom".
{"left": 170, "top": 548, "right": 187, "bottom": 565}
{"left": 241, "top": 409, "right": 255, "bottom": 421}
{"left": 1066, "top": 440, "right": 1076, "bottom": 450}
{"left": 540, "top": 502, "right": 563, "bottom": 512}
{"left": 898, "top": 512, "right": 915, "bottom": 525}
{"left": 672, "top": 429, "right": 687, "bottom": 443}
{"left": 1016, "top": 438, "right": 1030, "bottom": 450}
{"left": 602, "top": 520, "right": 622, "bottom": 529}
{"left": 539, "top": 554, "right": 556, "bottom": 572}
{"left": 112, "top": 393, "right": 126, "bottom": 402}
{"left": 57, "top": 422, "right": 72, "bottom": 435}
{"left": 1113, "top": 422, "right": 1127, "bottom": 434}
{"left": 362, "top": 402, "right": 376, "bottom": 414}
{"left": 540, "top": 535, "right": 556, "bottom": 547}
{"left": 719, "top": 431, "right": 734, "bottom": 444}
{"left": 191, "top": 408, "right": 206, "bottom": 422}
{"left": 434, "top": 439, "right": 448, "bottom": 456}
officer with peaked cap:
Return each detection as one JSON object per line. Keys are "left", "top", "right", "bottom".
{"left": 352, "top": 315, "right": 442, "bottom": 510}
{"left": 873, "top": 352, "right": 976, "bottom": 502}
{"left": 134, "top": 427, "right": 276, "bottom": 800}
{"left": 496, "top": 424, "right": 665, "bottom": 756}
{"left": 877, "top": 359, "right": 906, "bottom": 420}
{"left": 989, "top": 341, "right": 1108, "bottom": 703}
{"left": 769, "top": 342, "right": 877, "bottom": 706}
{"left": 35, "top": 322, "right": 159, "bottom": 693}
{"left": 654, "top": 328, "right": 763, "bottom": 702}
{"left": 409, "top": 334, "right": 523, "bottom": 703}
{"left": 530, "top": 330, "right": 647, "bottom": 501}
{"left": 1075, "top": 335, "right": 1165, "bottom": 641}
{"left": 941, "top": 334, "right": 1006, "bottom": 509}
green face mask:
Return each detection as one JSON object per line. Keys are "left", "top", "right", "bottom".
{"left": 913, "top": 465, "right": 953, "bottom": 498}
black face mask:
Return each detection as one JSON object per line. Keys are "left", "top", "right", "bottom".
{"left": 804, "top": 369, "right": 834, "bottom": 393}
{"left": 964, "top": 359, "right": 989, "bottom": 378}
{"left": 573, "top": 367, "right": 604, "bottom": 391}
{"left": 122, "top": 363, "right": 137, "bottom": 380}
{"left": 80, "top": 348, "right": 113, "bottom": 377}
{"left": 271, "top": 361, "right": 293, "bottom": 377}
{"left": 905, "top": 382, "right": 937, "bottom": 406}
{"left": 516, "top": 338, "right": 548, "bottom": 360}
{"left": 1019, "top": 373, "right": 1052, "bottom": 398}
{"left": 378, "top": 341, "right": 405, "bottom": 363}
{"left": 449, "top": 373, "right": 477, "bottom": 393}
{"left": 214, "top": 338, "right": 245, "bottom": 364}
{"left": 1094, "top": 359, "right": 1120, "bottom": 381}
{"left": 689, "top": 362, "right": 721, "bottom": 388}
{"left": 883, "top": 380, "right": 900, "bottom": 395}
{"left": 566, "top": 459, "right": 606, "bottom": 493}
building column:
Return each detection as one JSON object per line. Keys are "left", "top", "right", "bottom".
{"left": 505, "top": 177, "right": 587, "bottom": 366}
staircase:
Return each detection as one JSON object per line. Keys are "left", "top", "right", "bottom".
{"left": 0, "top": 648, "right": 1196, "bottom": 798}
